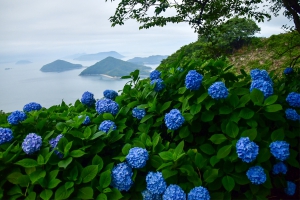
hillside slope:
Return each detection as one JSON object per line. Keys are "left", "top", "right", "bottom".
{"left": 40, "top": 60, "right": 82, "bottom": 72}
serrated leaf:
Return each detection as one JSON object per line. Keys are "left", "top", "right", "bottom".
{"left": 222, "top": 176, "right": 235, "bottom": 192}
{"left": 99, "top": 170, "right": 111, "bottom": 190}
{"left": 241, "top": 129, "right": 257, "bottom": 140}
{"left": 203, "top": 169, "right": 218, "bottom": 183}
{"left": 69, "top": 150, "right": 86, "bottom": 158}
{"left": 160, "top": 101, "right": 172, "bottom": 113}
{"left": 30, "top": 170, "right": 46, "bottom": 184}
{"left": 77, "top": 187, "right": 93, "bottom": 199}
{"left": 217, "top": 145, "right": 232, "bottom": 159}
{"left": 81, "top": 165, "right": 98, "bottom": 183}
{"left": 263, "top": 95, "right": 278, "bottom": 105}
{"left": 178, "top": 87, "right": 186, "bottom": 94}
{"left": 7, "top": 172, "right": 23, "bottom": 184}
{"left": 197, "top": 93, "right": 208, "bottom": 103}
{"left": 271, "top": 128, "right": 284, "bottom": 141}
{"left": 200, "top": 144, "right": 215, "bottom": 155}
{"left": 219, "top": 106, "right": 232, "bottom": 114}
{"left": 15, "top": 159, "right": 38, "bottom": 168}
{"left": 159, "top": 151, "right": 174, "bottom": 161}
{"left": 239, "top": 108, "right": 254, "bottom": 119}
{"left": 225, "top": 121, "right": 239, "bottom": 138}
{"left": 174, "top": 141, "right": 184, "bottom": 159}
{"left": 58, "top": 157, "right": 73, "bottom": 169}
{"left": 47, "top": 179, "right": 61, "bottom": 189}
{"left": 140, "top": 114, "right": 154, "bottom": 123}
{"left": 250, "top": 89, "right": 264, "bottom": 105}
{"left": 162, "top": 169, "right": 178, "bottom": 179}
{"left": 201, "top": 111, "right": 214, "bottom": 122}
{"left": 264, "top": 104, "right": 282, "bottom": 112}
{"left": 209, "top": 134, "right": 227, "bottom": 144}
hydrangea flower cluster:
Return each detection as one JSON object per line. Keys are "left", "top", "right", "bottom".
{"left": 236, "top": 137, "right": 259, "bottom": 163}
{"left": 111, "top": 162, "right": 133, "bottom": 191}
{"left": 79, "top": 115, "right": 90, "bottom": 125}
{"left": 187, "top": 186, "right": 210, "bottom": 200}
{"left": 7, "top": 110, "right": 27, "bottom": 125}
{"left": 246, "top": 166, "right": 267, "bottom": 185}
{"left": 0, "top": 128, "right": 14, "bottom": 145}
{"left": 284, "top": 181, "right": 296, "bottom": 196}
{"left": 185, "top": 70, "right": 203, "bottom": 90}
{"left": 126, "top": 147, "right": 149, "bottom": 168}
{"left": 272, "top": 162, "right": 287, "bottom": 175}
{"left": 81, "top": 91, "right": 96, "bottom": 107}
{"left": 284, "top": 67, "right": 293, "bottom": 75}
{"left": 250, "top": 80, "right": 273, "bottom": 98}
{"left": 146, "top": 172, "right": 167, "bottom": 195}
{"left": 132, "top": 107, "right": 146, "bottom": 120}
{"left": 95, "top": 98, "right": 119, "bottom": 115}
{"left": 162, "top": 184, "right": 186, "bottom": 200}
{"left": 22, "top": 133, "right": 42, "bottom": 155}
{"left": 269, "top": 141, "right": 290, "bottom": 161}
{"left": 23, "top": 102, "right": 42, "bottom": 112}
{"left": 286, "top": 92, "right": 300, "bottom": 108}
{"left": 250, "top": 69, "right": 273, "bottom": 83}
{"left": 150, "top": 70, "right": 161, "bottom": 80}
{"left": 103, "top": 89, "right": 118, "bottom": 100}
{"left": 141, "top": 190, "right": 162, "bottom": 200}
{"left": 208, "top": 81, "right": 229, "bottom": 100}
{"left": 164, "top": 109, "right": 185, "bottom": 130}
{"left": 285, "top": 108, "right": 300, "bottom": 121}
{"left": 49, "top": 134, "right": 64, "bottom": 158}
{"left": 99, "top": 120, "right": 117, "bottom": 133}
{"left": 150, "top": 79, "right": 165, "bottom": 92}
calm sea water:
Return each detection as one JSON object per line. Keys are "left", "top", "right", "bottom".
{"left": 0, "top": 60, "right": 157, "bottom": 113}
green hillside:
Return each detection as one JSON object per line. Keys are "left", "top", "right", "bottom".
{"left": 40, "top": 60, "right": 82, "bottom": 72}
{"left": 79, "top": 56, "right": 151, "bottom": 77}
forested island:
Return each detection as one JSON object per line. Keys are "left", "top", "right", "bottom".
{"left": 127, "top": 55, "right": 168, "bottom": 65}
{"left": 40, "top": 60, "right": 83, "bottom": 72}
{"left": 73, "top": 51, "right": 124, "bottom": 61}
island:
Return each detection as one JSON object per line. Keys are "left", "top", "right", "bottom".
{"left": 15, "top": 60, "right": 32, "bottom": 65}
{"left": 40, "top": 60, "right": 83, "bottom": 72}
{"left": 74, "top": 51, "right": 124, "bottom": 61}
{"left": 79, "top": 57, "right": 151, "bottom": 77}
{"left": 127, "top": 55, "right": 168, "bottom": 65}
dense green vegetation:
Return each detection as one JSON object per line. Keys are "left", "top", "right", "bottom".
{"left": 40, "top": 60, "right": 83, "bottom": 73}
{"left": 74, "top": 51, "right": 124, "bottom": 61}
{"left": 79, "top": 57, "right": 151, "bottom": 77}
{"left": 127, "top": 55, "right": 168, "bottom": 65}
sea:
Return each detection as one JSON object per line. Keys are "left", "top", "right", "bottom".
{"left": 0, "top": 59, "right": 158, "bottom": 113}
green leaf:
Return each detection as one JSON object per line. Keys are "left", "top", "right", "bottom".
{"left": 69, "top": 150, "right": 86, "bottom": 158}
{"left": 271, "top": 128, "right": 284, "bottom": 141}
{"left": 160, "top": 101, "right": 172, "bottom": 113}
{"left": 203, "top": 169, "right": 218, "bottom": 183}
{"left": 200, "top": 144, "right": 215, "bottom": 155}
{"left": 225, "top": 121, "right": 239, "bottom": 138}
{"left": 91, "top": 131, "right": 106, "bottom": 140}
{"left": 97, "top": 193, "right": 107, "bottom": 200}
{"left": 122, "top": 144, "right": 132, "bottom": 155}
{"left": 190, "top": 104, "right": 202, "bottom": 115}
{"left": 209, "top": 134, "right": 227, "bottom": 144}
{"left": 217, "top": 145, "right": 232, "bottom": 159}
{"left": 54, "top": 184, "right": 74, "bottom": 200}
{"left": 241, "top": 128, "right": 257, "bottom": 140}
{"left": 83, "top": 127, "right": 92, "bottom": 139}
{"left": 239, "top": 108, "right": 254, "bottom": 119}
{"left": 264, "top": 95, "right": 278, "bottom": 106}
{"left": 77, "top": 187, "right": 93, "bottom": 199}
{"left": 250, "top": 89, "right": 264, "bottom": 105}
{"left": 237, "top": 94, "right": 251, "bottom": 108}
{"left": 29, "top": 170, "right": 46, "bottom": 184}
{"left": 174, "top": 141, "right": 184, "bottom": 159}
{"left": 183, "top": 113, "right": 193, "bottom": 121}
{"left": 197, "top": 93, "right": 208, "bottom": 103}
{"left": 106, "top": 188, "right": 123, "bottom": 200}
{"left": 140, "top": 114, "right": 154, "bottom": 123}
{"left": 64, "top": 141, "right": 73, "bottom": 156}
{"left": 159, "top": 151, "right": 174, "bottom": 161}
{"left": 15, "top": 159, "right": 38, "bottom": 168}
{"left": 162, "top": 169, "right": 178, "bottom": 179}
{"left": 210, "top": 156, "right": 220, "bottom": 167}
{"left": 201, "top": 111, "right": 214, "bottom": 122}
{"left": 229, "top": 94, "right": 239, "bottom": 108}
{"left": 58, "top": 157, "right": 73, "bottom": 169}
{"left": 37, "top": 154, "right": 45, "bottom": 165}
{"left": 222, "top": 176, "right": 235, "bottom": 192}
{"left": 47, "top": 179, "right": 61, "bottom": 189}
{"left": 81, "top": 165, "right": 98, "bottom": 183}
{"left": 103, "top": 113, "right": 114, "bottom": 120}
{"left": 179, "top": 126, "right": 190, "bottom": 139}
{"left": 178, "top": 87, "right": 186, "bottom": 94}
{"left": 219, "top": 106, "right": 232, "bottom": 114}
{"left": 7, "top": 172, "right": 23, "bottom": 184}
{"left": 257, "top": 148, "right": 271, "bottom": 163}
{"left": 264, "top": 104, "right": 282, "bottom": 112}
{"left": 25, "top": 192, "right": 36, "bottom": 200}
{"left": 99, "top": 170, "right": 111, "bottom": 190}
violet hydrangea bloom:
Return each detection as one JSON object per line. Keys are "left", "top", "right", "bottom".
{"left": 150, "top": 78, "right": 165, "bottom": 92}
{"left": 99, "top": 120, "right": 117, "bottom": 133}
{"left": 284, "top": 67, "right": 293, "bottom": 75}
{"left": 164, "top": 109, "right": 185, "bottom": 130}
{"left": 126, "top": 147, "right": 149, "bottom": 168}
{"left": 272, "top": 162, "right": 287, "bottom": 175}
{"left": 0, "top": 128, "right": 14, "bottom": 145}
{"left": 81, "top": 91, "right": 96, "bottom": 107}
{"left": 162, "top": 184, "right": 186, "bottom": 200}
{"left": 208, "top": 81, "right": 229, "bottom": 100}
{"left": 146, "top": 172, "right": 167, "bottom": 195}
{"left": 286, "top": 92, "right": 300, "bottom": 108}
{"left": 111, "top": 162, "right": 133, "bottom": 191}
{"left": 187, "top": 186, "right": 210, "bottom": 200}
{"left": 150, "top": 70, "right": 161, "bottom": 81}
{"left": 141, "top": 190, "right": 162, "bottom": 200}
{"left": 285, "top": 108, "right": 300, "bottom": 121}
{"left": 22, "top": 133, "right": 42, "bottom": 154}
{"left": 23, "top": 102, "right": 42, "bottom": 112}
{"left": 250, "top": 80, "right": 273, "bottom": 98}
{"left": 269, "top": 141, "right": 290, "bottom": 161}
{"left": 236, "top": 137, "right": 259, "bottom": 163}
{"left": 103, "top": 89, "right": 118, "bottom": 100}
{"left": 284, "top": 181, "right": 296, "bottom": 196}
{"left": 246, "top": 166, "right": 267, "bottom": 185}
{"left": 79, "top": 115, "right": 91, "bottom": 125}
{"left": 132, "top": 107, "right": 146, "bottom": 120}
{"left": 185, "top": 70, "right": 203, "bottom": 90}
{"left": 7, "top": 110, "right": 27, "bottom": 125}
{"left": 49, "top": 134, "right": 64, "bottom": 158}
{"left": 95, "top": 98, "right": 119, "bottom": 115}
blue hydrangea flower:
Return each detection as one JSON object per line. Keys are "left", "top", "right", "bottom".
{"left": 246, "top": 166, "right": 267, "bottom": 185}
{"left": 111, "top": 162, "right": 133, "bottom": 191}
{"left": 81, "top": 91, "right": 96, "bottom": 107}
{"left": 150, "top": 70, "right": 161, "bottom": 80}
{"left": 0, "top": 128, "right": 14, "bottom": 145}
{"left": 79, "top": 115, "right": 91, "bottom": 125}
{"left": 285, "top": 108, "right": 300, "bottom": 121}
{"left": 95, "top": 98, "right": 119, "bottom": 115}
{"left": 22, "top": 133, "right": 42, "bottom": 155}
{"left": 272, "top": 162, "right": 287, "bottom": 175}
{"left": 162, "top": 184, "right": 186, "bottom": 200}
{"left": 103, "top": 89, "right": 118, "bottom": 100}
{"left": 146, "top": 172, "right": 167, "bottom": 195}
{"left": 269, "top": 141, "right": 290, "bottom": 161}
{"left": 141, "top": 190, "right": 162, "bottom": 200}
{"left": 132, "top": 107, "right": 146, "bottom": 120}
{"left": 250, "top": 69, "right": 273, "bottom": 84}
{"left": 285, "top": 181, "right": 296, "bottom": 196}
{"left": 49, "top": 134, "right": 64, "bottom": 158}
{"left": 284, "top": 67, "right": 293, "bottom": 75}
{"left": 208, "top": 81, "right": 229, "bottom": 100}
{"left": 23, "top": 102, "right": 42, "bottom": 112}
{"left": 185, "top": 70, "right": 203, "bottom": 90}
{"left": 286, "top": 92, "right": 300, "bottom": 108}
{"left": 250, "top": 80, "right": 273, "bottom": 98}
{"left": 126, "top": 147, "right": 149, "bottom": 169}
{"left": 7, "top": 110, "right": 27, "bottom": 125}
{"left": 150, "top": 78, "right": 165, "bottom": 92}
{"left": 164, "top": 109, "right": 185, "bottom": 130}
{"left": 236, "top": 137, "right": 259, "bottom": 163}
{"left": 187, "top": 186, "right": 210, "bottom": 200}
{"left": 99, "top": 120, "right": 117, "bottom": 133}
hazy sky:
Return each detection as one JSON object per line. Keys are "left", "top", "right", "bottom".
{"left": 0, "top": 0, "right": 294, "bottom": 61}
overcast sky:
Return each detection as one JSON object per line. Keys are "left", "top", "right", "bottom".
{"left": 0, "top": 0, "right": 294, "bottom": 62}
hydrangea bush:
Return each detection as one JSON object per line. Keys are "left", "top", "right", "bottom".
{"left": 0, "top": 58, "right": 299, "bottom": 199}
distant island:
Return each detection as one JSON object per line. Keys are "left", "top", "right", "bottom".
{"left": 74, "top": 51, "right": 124, "bottom": 61}
{"left": 79, "top": 57, "right": 151, "bottom": 77}
{"left": 15, "top": 60, "right": 32, "bottom": 65}
{"left": 127, "top": 55, "right": 168, "bottom": 65}
{"left": 40, "top": 60, "right": 83, "bottom": 72}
